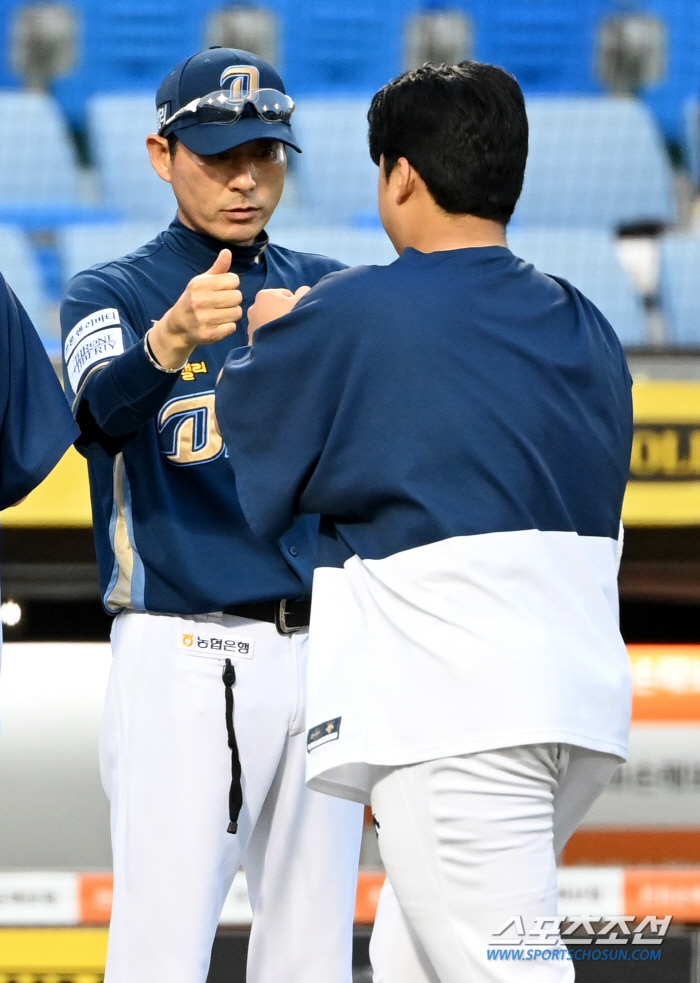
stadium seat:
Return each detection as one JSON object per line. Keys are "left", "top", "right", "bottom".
{"left": 268, "top": 225, "right": 396, "bottom": 268}
{"left": 684, "top": 97, "right": 700, "bottom": 190}
{"left": 513, "top": 97, "right": 676, "bottom": 230}
{"left": 507, "top": 228, "right": 647, "bottom": 346}
{"left": 282, "top": 1, "right": 402, "bottom": 95}
{"left": 87, "top": 94, "right": 178, "bottom": 224}
{"left": 59, "top": 222, "right": 165, "bottom": 284}
{"left": 0, "top": 224, "right": 50, "bottom": 342}
{"left": 291, "top": 99, "right": 379, "bottom": 224}
{"left": 659, "top": 234, "right": 700, "bottom": 345}
{"left": 0, "top": 90, "right": 117, "bottom": 229}
{"left": 0, "top": 91, "right": 78, "bottom": 217}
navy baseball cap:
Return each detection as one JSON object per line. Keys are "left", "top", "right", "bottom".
{"left": 156, "top": 47, "right": 301, "bottom": 155}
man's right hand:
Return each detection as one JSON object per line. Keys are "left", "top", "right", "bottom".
{"left": 147, "top": 249, "right": 243, "bottom": 369}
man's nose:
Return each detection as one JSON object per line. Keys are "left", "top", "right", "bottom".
{"left": 228, "top": 165, "right": 256, "bottom": 191}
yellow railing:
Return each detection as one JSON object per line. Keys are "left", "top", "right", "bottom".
{"left": 0, "top": 929, "right": 108, "bottom": 978}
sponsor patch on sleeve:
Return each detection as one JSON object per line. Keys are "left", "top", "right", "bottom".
{"left": 307, "top": 717, "right": 341, "bottom": 751}
{"left": 65, "top": 308, "right": 124, "bottom": 392}
{"left": 64, "top": 308, "right": 121, "bottom": 363}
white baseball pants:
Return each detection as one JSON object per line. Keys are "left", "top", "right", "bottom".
{"left": 369, "top": 743, "right": 619, "bottom": 983}
{"left": 100, "top": 610, "right": 363, "bottom": 983}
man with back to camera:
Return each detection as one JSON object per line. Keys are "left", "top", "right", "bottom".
{"left": 59, "top": 47, "right": 362, "bottom": 983}
{"left": 215, "top": 62, "right": 634, "bottom": 982}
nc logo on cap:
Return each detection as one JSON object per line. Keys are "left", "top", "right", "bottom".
{"left": 221, "top": 65, "right": 260, "bottom": 99}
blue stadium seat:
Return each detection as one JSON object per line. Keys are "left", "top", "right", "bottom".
{"left": 513, "top": 97, "right": 676, "bottom": 230}
{"left": 292, "top": 98, "right": 378, "bottom": 224}
{"left": 0, "top": 92, "right": 78, "bottom": 218}
{"left": 507, "top": 228, "right": 647, "bottom": 345}
{"left": 268, "top": 225, "right": 396, "bottom": 267}
{"left": 474, "top": 0, "right": 595, "bottom": 94}
{"left": 281, "top": 0, "right": 403, "bottom": 95}
{"left": 684, "top": 97, "right": 700, "bottom": 190}
{"left": 48, "top": 0, "right": 207, "bottom": 126}
{"left": 59, "top": 222, "right": 165, "bottom": 284}
{"left": 88, "top": 94, "right": 177, "bottom": 224}
{"left": 0, "top": 91, "right": 116, "bottom": 229}
{"left": 659, "top": 234, "right": 700, "bottom": 345}
{"left": 0, "top": 224, "right": 51, "bottom": 342}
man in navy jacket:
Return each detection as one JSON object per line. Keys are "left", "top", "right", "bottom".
{"left": 61, "top": 47, "right": 361, "bottom": 983}
{"left": 217, "top": 62, "right": 633, "bottom": 983}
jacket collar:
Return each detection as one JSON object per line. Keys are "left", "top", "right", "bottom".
{"left": 163, "top": 215, "right": 268, "bottom": 272}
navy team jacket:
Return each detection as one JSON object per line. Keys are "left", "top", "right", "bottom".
{"left": 60, "top": 217, "right": 344, "bottom": 615}
{"left": 217, "top": 246, "right": 633, "bottom": 559}
{"left": 0, "top": 273, "right": 77, "bottom": 512}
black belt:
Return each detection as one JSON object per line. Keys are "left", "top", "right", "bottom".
{"left": 222, "top": 598, "right": 311, "bottom": 634}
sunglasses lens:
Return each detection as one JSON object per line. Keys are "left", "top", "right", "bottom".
{"left": 252, "top": 90, "right": 295, "bottom": 122}
{"left": 198, "top": 103, "right": 244, "bottom": 123}
{"left": 259, "top": 106, "right": 290, "bottom": 122}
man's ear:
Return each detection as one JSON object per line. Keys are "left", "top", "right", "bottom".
{"left": 146, "top": 134, "right": 173, "bottom": 185}
{"left": 393, "top": 156, "right": 416, "bottom": 206}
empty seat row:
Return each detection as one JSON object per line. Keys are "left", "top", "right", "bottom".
{"left": 4, "top": 0, "right": 700, "bottom": 144}
{"left": 0, "top": 90, "right": 678, "bottom": 231}
{"left": 5, "top": 222, "right": 700, "bottom": 350}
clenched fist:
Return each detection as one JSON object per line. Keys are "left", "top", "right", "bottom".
{"left": 148, "top": 249, "right": 243, "bottom": 369}
{"left": 248, "top": 285, "right": 311, "bottom": 343}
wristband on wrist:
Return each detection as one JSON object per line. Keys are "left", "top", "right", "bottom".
{"left": 144, "top": 328, "right": 188, "bottom": 374}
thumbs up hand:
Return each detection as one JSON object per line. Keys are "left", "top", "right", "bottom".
{"left": 148, "top": 249, "right": 243, "bottom": 369}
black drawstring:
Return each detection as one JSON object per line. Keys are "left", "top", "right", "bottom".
{"left": 222, "top": 659, "right": 242, "bottom": 834}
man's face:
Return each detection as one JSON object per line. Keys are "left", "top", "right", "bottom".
{"left": 149, "top": 136, "right": 287, "bottom": 244}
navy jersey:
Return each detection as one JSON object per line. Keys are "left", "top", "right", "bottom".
{"left": 0, "top": 272, "right": 77, "bottom": 511}
{"left": 217, "top": 246, "right": 634, "bottom": 796}
{"left": 60, "top": 217, "right": 344, "bottom": 614}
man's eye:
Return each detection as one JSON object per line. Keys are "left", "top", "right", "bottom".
{"left": 257, "top": 144, "right": 283, "bottom": 160}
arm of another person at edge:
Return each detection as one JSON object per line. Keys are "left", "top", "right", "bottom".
{"left": 62, "top": 249, "right": 241, "bottom": 445}
{"left": 216, "top": 275, "right": 351, "bottom": 542}
{"left": 0, "top": 275, "right": 79, "bottom": 510}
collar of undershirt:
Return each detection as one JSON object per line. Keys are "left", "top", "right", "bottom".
{"left": 163, "top": 215, "right": 269, "bottom": 273}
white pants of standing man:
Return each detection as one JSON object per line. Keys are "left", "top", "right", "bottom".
{"left": 369, "top": 743, "right": 619, "bottom": 983}
{"left": 100, "top": 610, "right": 363, "bottom": 983}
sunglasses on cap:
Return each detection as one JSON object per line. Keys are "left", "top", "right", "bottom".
{"left": 159, "top": 88, "right": 295, "bottom": 135}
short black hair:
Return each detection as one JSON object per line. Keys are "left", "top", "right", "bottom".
{"left": 167, "top": 132, "right": 179, "bottom": 158}
{"left": 368, "top": 61, "right": 528, "bottom": 225}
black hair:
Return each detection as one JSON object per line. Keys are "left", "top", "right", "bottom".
{"left": 167, "top": 132, "right": 179, "bottom": 158}
{"left": 367, "top": 61, "right": 528, "bottom": 225}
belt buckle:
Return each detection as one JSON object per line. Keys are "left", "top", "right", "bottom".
{"left": 275, "top": 599, "right": 298, "bottom": 635}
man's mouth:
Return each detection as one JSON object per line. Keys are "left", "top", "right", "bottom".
{"left": 222, "top": 205, "right": 260, "bottom": 221}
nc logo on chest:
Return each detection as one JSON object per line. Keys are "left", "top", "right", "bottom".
{"left": 157, "top": 391, "right": 224, "bottom": 466}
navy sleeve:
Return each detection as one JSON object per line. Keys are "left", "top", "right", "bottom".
{"left": 0, "top": 275, "right": 79, "bottom": 509}
{"left": 61, "top": 270, "right": 180, "bottom": 445}
{"left": 216, "top": 273, "right": 351, "bottom": 541}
